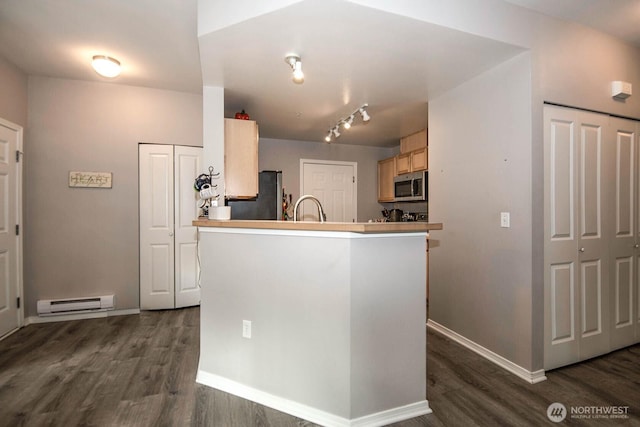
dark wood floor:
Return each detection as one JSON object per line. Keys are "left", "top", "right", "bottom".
{"left": 1, "top": 307, "right": 638, "bottom": 426}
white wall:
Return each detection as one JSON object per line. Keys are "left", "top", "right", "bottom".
{"left": 429, "top": 52, "right": 533, "bottom": 370}
{"left": 258, "top": 137, "right": 396, "bottom": 221}
{"left": 24, "top": 77, "right": 203, "bottom": 317}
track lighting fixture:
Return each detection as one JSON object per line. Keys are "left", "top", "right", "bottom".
{"left": 323, "top": 104, "right": 371, "bottom": 143}
{"left": 284, "top": 54, "right": 304, "bottom": 84}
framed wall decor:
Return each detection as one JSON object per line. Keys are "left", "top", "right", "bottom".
{"left": 69, "top": 171, "right": 113, "bottom": 188}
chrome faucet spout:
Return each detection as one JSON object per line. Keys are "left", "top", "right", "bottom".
{"left": 293, "top": 195, "right": 326, "bottom": 222}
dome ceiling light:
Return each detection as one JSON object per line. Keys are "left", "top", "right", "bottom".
{"left": 92, "top": 55, "right": 121, "bottom": 78}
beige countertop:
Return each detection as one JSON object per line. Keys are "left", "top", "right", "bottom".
{"left": 193, "top": 219, "right": 443, "bottom": 234}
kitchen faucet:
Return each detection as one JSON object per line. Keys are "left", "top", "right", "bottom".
{"left": 293, "top": 195, "right": 326, "bottom": 222}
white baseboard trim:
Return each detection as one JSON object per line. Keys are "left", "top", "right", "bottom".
{"left": 427, "top": 320, "right": 547, "bottom": 384}
{"left": 25, "top": 308, "right": 140, "bottom": 325}
{"left": 196, "top": 370, "right": 432, "bottom": 427}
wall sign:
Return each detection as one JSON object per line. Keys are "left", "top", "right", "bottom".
{"left": 69, "top": 171, "right": 113, "bottom": 188}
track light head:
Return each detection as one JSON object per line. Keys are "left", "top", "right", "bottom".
{"left": 325, "top": 131, "right": 332, "bottom": 142}
{"left": 359, "top": 106, "right": 370, "bottom": 122}
{"left": 333, "top": 127, "right": 341, "bottom": 138}
{"left": 343, "top": 115, "right": 354, "bottom": 129}
{"left": 285, "top": 54, "right": 304, "bottom": 84}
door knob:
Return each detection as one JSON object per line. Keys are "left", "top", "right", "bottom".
{"left": 169, "top": 232, "right": 174, "bottom": 237}
{"left": 579, "top": 247, "right": 585, "bottom": 252}
{"left": 635, "top": 244, "right": 639, "bottom": 249}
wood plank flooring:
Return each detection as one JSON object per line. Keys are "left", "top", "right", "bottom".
{"left": 1, "top": 307, "right": 638, "bottom": 426}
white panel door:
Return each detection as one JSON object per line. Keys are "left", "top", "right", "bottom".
{"left": 140, "top": 144, "right": 175, "bottom": 310}
{"left": 545, "top": 107, "right": 580, "bottom": 368}
{"left": 577, "top": 115, "right": 610, "bottom": 361}
{"left": 609, "top": 117, "right": 639, "bottom": 350}
{"left": 544, "top": 106, "right": 610, "bottom": 369}
{"left": 174, "top": 146, "right": 201, "bottom": 308}
{"left": 0, "top": 122, "right": 21, "bottom": 338}
{"left": 301, "top": 160, "right": 356, "bottom": 222}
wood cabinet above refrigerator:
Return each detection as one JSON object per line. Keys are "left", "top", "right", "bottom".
{"left": 225, "top": 118, "right": 259, "bottom": 199}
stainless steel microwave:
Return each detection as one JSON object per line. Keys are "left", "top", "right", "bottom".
{"left": 394, "top": 171, "right": 427, "bottom": 202}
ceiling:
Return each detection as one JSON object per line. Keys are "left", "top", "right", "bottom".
{"left": 0, "top": 0, "right": 638, "bottom": 147}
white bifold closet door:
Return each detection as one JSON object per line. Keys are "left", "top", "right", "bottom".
{"left": 544, "top": 105, "right": 640, "bottom": 370}
{"left": 139, "top": 144, "right": 202, "bottom": 310}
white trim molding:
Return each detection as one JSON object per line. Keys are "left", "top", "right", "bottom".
{"left": 427, "top": 320, "right": 547, "bottom": 384}
{"left": 196, "top": 370, "right": 432, "bottom": 427}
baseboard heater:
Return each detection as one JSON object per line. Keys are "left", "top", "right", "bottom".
{"left": 37, "top": 295, "right": 115, "bottom": 316}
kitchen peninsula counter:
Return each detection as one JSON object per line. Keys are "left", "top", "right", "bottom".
{"left": 193, "top": 218, "right": 443, "bottom": 233}
{"left": 195, "top": 220, "right": 440, "bottom": 426}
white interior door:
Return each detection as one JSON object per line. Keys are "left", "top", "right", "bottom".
{"left": 609, "top": 117, "right": 639, "bottom": 350}
{"left": 0, "top": 121, "right": 22, "bottom": 338}
{"left": 140, "top": 144, "right": 175, "bottom": 310}
{"left": 174, "top": 146, "right": 201, "bottom": 308}
{"left": 544, "top": 106, "right": 610, "bottom": 369}
{"left": 300, "top": 160, "right": 356, "bottom": 222}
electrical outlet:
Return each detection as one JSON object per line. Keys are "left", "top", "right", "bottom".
{"left": 242, "top": 320, "right": 252, "bottom": 339}
{"left": 500, "top": 212, "right": 510, "bottom": 228}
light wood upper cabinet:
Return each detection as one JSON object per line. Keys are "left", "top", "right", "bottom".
{"left": 377, "top": 157, "right": 396, "bottom": 202}
{"left": 396, "top": 148, "right": 428, "bottom": 175}
{"left": 410, "top": 147, "right": 428, "bottom": 171}
{"left": 400, "top": 129, "right": 427, "bottom": 154}
{"left": 396, "top": 153, "right": 411, "bottom": 175}
{"left": 224, "top": 118, "right": 259, "bottom": 199}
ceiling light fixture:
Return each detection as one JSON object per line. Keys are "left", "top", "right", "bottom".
{"left": 92, "top": 55, "right": 121, "bottom": 78}
{"left": 284, "top": 54, "right": 304, "bottom": 84}
{"left": 323, "top": 104, "right": 371, "bottom": 143}
{"left": 359, "top": 106, "right": 371, "bottom": 122}
{"left": 343, "top": 115, "right": 354, "bottom": 129}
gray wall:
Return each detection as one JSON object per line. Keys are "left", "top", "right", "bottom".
{"left": 258, "top": 137, "right": 396, "bottom": 222}
{"left": 24, "top": 77, "right": 203, "bottom": 317}
{"left": 429, "top": 52, "right": 534, "bottom": 370}
{"left": 0, "top": 56, "right": 27, "bottom": 127}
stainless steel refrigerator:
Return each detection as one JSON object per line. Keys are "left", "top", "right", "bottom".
{"left": 227, "top": 170, "right": 283, "bottom": 220}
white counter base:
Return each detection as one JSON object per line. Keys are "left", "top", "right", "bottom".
{"left": 197, "top": 225, "right": 431, "bottom": 426}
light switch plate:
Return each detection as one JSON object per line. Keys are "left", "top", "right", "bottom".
{"left": 500, "top": 212, "right": 510, "bottom": 228}
{"left": 242, "top": 320, "right": 252, "bottom": 338}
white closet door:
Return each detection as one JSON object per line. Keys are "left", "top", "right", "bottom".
{"left": 609, "top": 117, "right": 639, "bottom": 350}
{"left": 544, "top": 106, "right": 610, "bottom": 369}
{"left": 174, "top": 146, "right": 201, "bottom": 308}
{"left": 140, "top": 144, "right": 175, "bottom": 310}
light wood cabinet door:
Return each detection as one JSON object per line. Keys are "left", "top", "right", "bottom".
{"left": 396, "top": 153, "right": 411, "bottom": 175}
{"left": 377, "top": 157, "right": 396, "bottom": 202}
{"left": 411, "top": 148, "right": 428, "bottom": 171}
{"left": 400, "top": 129, "right": 427, "bottom": 154}
{"left": 224, "top": 119, "right": 259, "bottom": 199}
